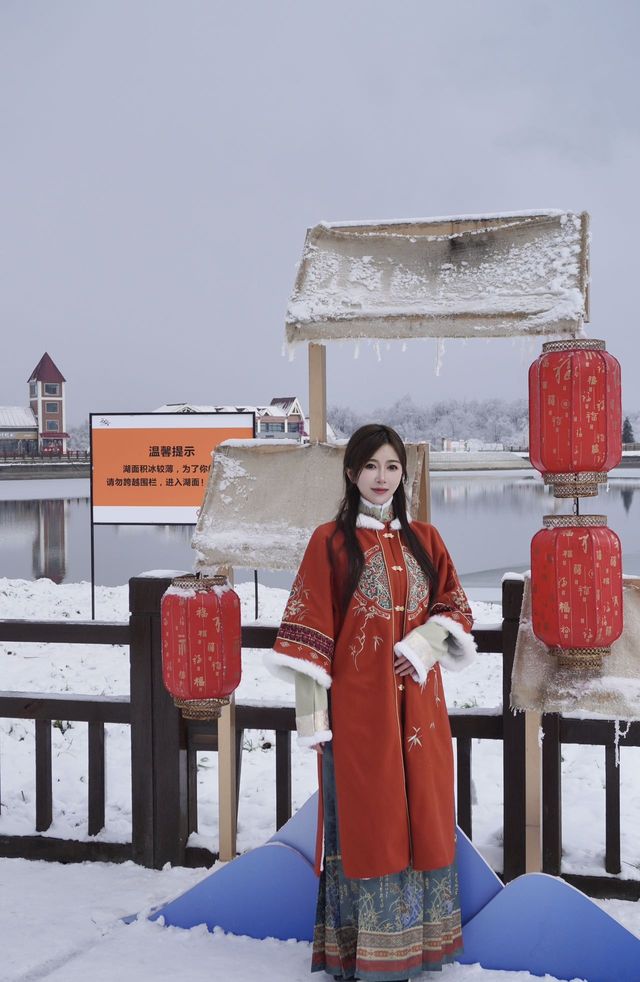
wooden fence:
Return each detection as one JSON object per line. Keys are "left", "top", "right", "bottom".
{"left": 0, "top": 450, "right": 90, "bottom": 461}
{"left": 0, "top": 576, "right": 638, "bottom": 898}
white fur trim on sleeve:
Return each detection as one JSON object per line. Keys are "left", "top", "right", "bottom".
{"left": 428, "top": 614, "right": 477, "bottom": 671}
{"left": 263, "top": 650, "right": 332, "bottom": 688}
{"left": 393, "top": 633, "right": 436, "bottom": 685}
{"left": 297, "top": 730, "right": 332, "bottom": 748}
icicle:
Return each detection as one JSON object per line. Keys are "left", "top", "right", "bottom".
{"left": 353, "top": 342, "right": 360, "bottom": 360}
{"left": 435, "top": 338, "right": 445, "bottom": 376}
{"left": 614, "top": 719, "right": 631, "bottom": 766}
{"left": 283, "top": 340, "right": 297, "bottom": 362}
{"left": 401, "top": 340, "right": 407, "bottom": 353}
{"left": 373, "top": 341, "right": 381, "bottom": 362}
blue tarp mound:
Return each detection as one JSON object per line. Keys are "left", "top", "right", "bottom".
{"left": 151, "top": 793, "right": 320, "bottom": 940}
{"left": 458, "top": 871, "right": 640, "bottom": 982}
{"left": 454, "top": 825, "right": 503, "bottom": 926}
{"left": 152, "top": 840, "right": 318, "bottom": 941}
{"left": 267, "top": 791, "right": 318, "bottom": 866}
{"left": 148, "top": 794, "right": 640, "bottom": 980}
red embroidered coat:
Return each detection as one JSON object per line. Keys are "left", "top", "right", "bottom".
{"left": 271, "top": 517, "right": 474, "bottom": 880}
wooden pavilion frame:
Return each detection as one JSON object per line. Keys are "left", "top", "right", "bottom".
{"left": 217, "top": 209, "right": 590, "bottom": 863}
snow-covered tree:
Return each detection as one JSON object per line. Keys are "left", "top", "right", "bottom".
{"left": 67, "top": 420, "right": 89, "bottom": 451}
{"left": 622, "top": 416, "right": 635, "bottom": 444}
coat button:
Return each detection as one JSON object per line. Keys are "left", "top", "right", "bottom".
{"left": 395, "top": 605, "right": 405, "bottom": 612}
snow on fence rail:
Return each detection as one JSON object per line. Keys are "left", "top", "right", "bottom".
{"left": 0, "top": 577, "right": 638, "bottom": 898}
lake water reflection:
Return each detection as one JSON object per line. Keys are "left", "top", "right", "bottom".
{"left": 0, "top": 474, "right": 638, "bottom": 596}
{"left": 430, "top": 471, "right": 640, "bottom": 596}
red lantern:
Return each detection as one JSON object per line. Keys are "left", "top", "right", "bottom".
{"left": 161, "top": 574, "right": 242, "bottom": 719}
{"left": 529, "top": 339, "right": 621, "bottom": 497}
{"left": 531, "top": 516, "right": 623, "bottom": 668}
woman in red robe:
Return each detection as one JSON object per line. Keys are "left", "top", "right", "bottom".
{"left": 266, "top": 424, "right": 476, "bottom": 981}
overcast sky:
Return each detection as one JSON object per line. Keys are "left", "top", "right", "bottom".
{"left": 2, "top": 0, "right": 639, "bottom": 426}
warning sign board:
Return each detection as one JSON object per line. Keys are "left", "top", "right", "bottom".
{"left": 90, "top": 412, "right": 255, "bottom": 524}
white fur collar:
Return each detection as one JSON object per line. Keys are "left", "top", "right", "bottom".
{"left": 355, "top": 512, "right": 412, "bottom": 530}
{"left": 356, "top": 512, "right": 385, "bottom": 529}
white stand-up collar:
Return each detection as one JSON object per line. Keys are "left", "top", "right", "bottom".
{"left": 355, "top": 497, "right": 411, "bottom": 530}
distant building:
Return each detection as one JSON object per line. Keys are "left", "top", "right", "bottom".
{"left": 0, "top": 406, "right": 38, "bottom": 455}
{"left": 28, "top": 353, "right": 68, "bottom": 453}
{"left": 155, "top": 396, "right": 310, "bottom": 440}
{"left": 0, "top": 353, "right": 68, "bottom": 455}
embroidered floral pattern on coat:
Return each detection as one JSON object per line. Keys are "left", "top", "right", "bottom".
{"left": 403, "top": 546, "right": 430, "bottom": 620}
{"left": 431, "top": 574, "right": 473, "bottom": 628}
{"left": 278, "top": 571, "right": 334, "bottom": 664}
{"left": 356, "top": 545, "right": 392, "bottom": 611}
{"left": 281, "top": 571, "right": 310, "bottom": 622}
{"left": 348, "top": 545, "right": 392, "bottom": 670}
{"left": 278, "top": 622, "right": 334, "bottom": 663}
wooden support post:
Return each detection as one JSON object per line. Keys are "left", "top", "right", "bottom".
{"left": 129, "top": 574, "right": 188, "bottom": 869}
{"left": 525, "top": 710, "right": 542, "bottom": 872}
{"left": 275, "top": 730, "right": 292, "bottom": 829}
{"left": 542, "top": 712, "right": 562, "bottom": 874}
{"left": 605, "top": 742, "right": 621, "bottom": 875}
{"left": 456, "top": 736, "right": 472, "bottom": 839}
{"left": 414, "top": 443, "right": 431, "bottom": 523}
{"left": 501, "top": 578, "right": 526, "bottom": 881}
{"left": 88, "top": 720, "right": 106, "bottom": 836}
{"left": 187, "top": 743, "right": 198, "bottom": 836}
{"left": 580, "top": 211, "right": 591, "bottom": 324}
{"left": 35, "top": 719, "right": 52, "bottom": 832}
{"left": 218, "top": 694, "right": 237, "bottom": 861}
{"left": 308, "top": 343, "right": 327, "bottom": 442}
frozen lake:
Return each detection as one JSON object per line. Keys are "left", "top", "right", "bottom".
{"left": 0, "top": 473, "right": 638, "bottom": 598}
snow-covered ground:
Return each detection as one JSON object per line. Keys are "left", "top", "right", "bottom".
{"left": 1, "top": 577, "right": 639, "bottom": 981}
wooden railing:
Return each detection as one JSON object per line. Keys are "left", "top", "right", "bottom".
{"left": 0, "top": 450, "right": 90, "bottom": 461}
{"left": 0, "top": 576, "right": 637, "bottom": 897}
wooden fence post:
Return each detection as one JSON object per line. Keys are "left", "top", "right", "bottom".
{"left": 217, "top": 694, "right": 237, "bottom": 861}
{"left": 501, "top": 578, "right": 527, "bottom": 881}
{"left": 129, "top": 574, "right": 188, "bottom": 869}
{"left": 542, "top": 712, "right": 562, "bottom": 874}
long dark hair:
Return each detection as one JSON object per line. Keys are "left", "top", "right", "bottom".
{"left": 329, "top": 423, "right": 439, "bottom": 616}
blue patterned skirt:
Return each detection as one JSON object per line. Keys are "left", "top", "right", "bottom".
{"left": 311, "top": 743, "right": 462, "bottom": 981}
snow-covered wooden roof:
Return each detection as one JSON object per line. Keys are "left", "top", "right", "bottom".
{"left": 0, "top": 407, "right": 37, "bottom": 429}
{"left": 154, "top": 402, "right": 301, "bottom": 419}
{"left": 286, "top": 210, "right": 589, "bottom": 345}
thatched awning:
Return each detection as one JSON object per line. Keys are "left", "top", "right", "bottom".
{"left": 286, "top": 211, "right": 589, "bottom": 345}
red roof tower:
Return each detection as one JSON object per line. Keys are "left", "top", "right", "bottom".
{"left": 28, "top": 352, "right": 66, "bottom": 384}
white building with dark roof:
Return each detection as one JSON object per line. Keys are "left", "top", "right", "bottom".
{"left": 154, "top": 396, "right": 309, "bottom": 440}
{"left": 0, "top": 406, "right": 38, "bottom": 455}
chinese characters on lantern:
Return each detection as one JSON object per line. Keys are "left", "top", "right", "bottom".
{"left": 528, "top": 340, "right": 623, "bottom": 668}
{"left": 161, "top": 574, "right": 242, "bottom": 719}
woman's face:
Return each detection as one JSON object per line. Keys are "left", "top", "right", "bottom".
{"left": 349, "top": 443, "right": 403, "bottom": 506}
